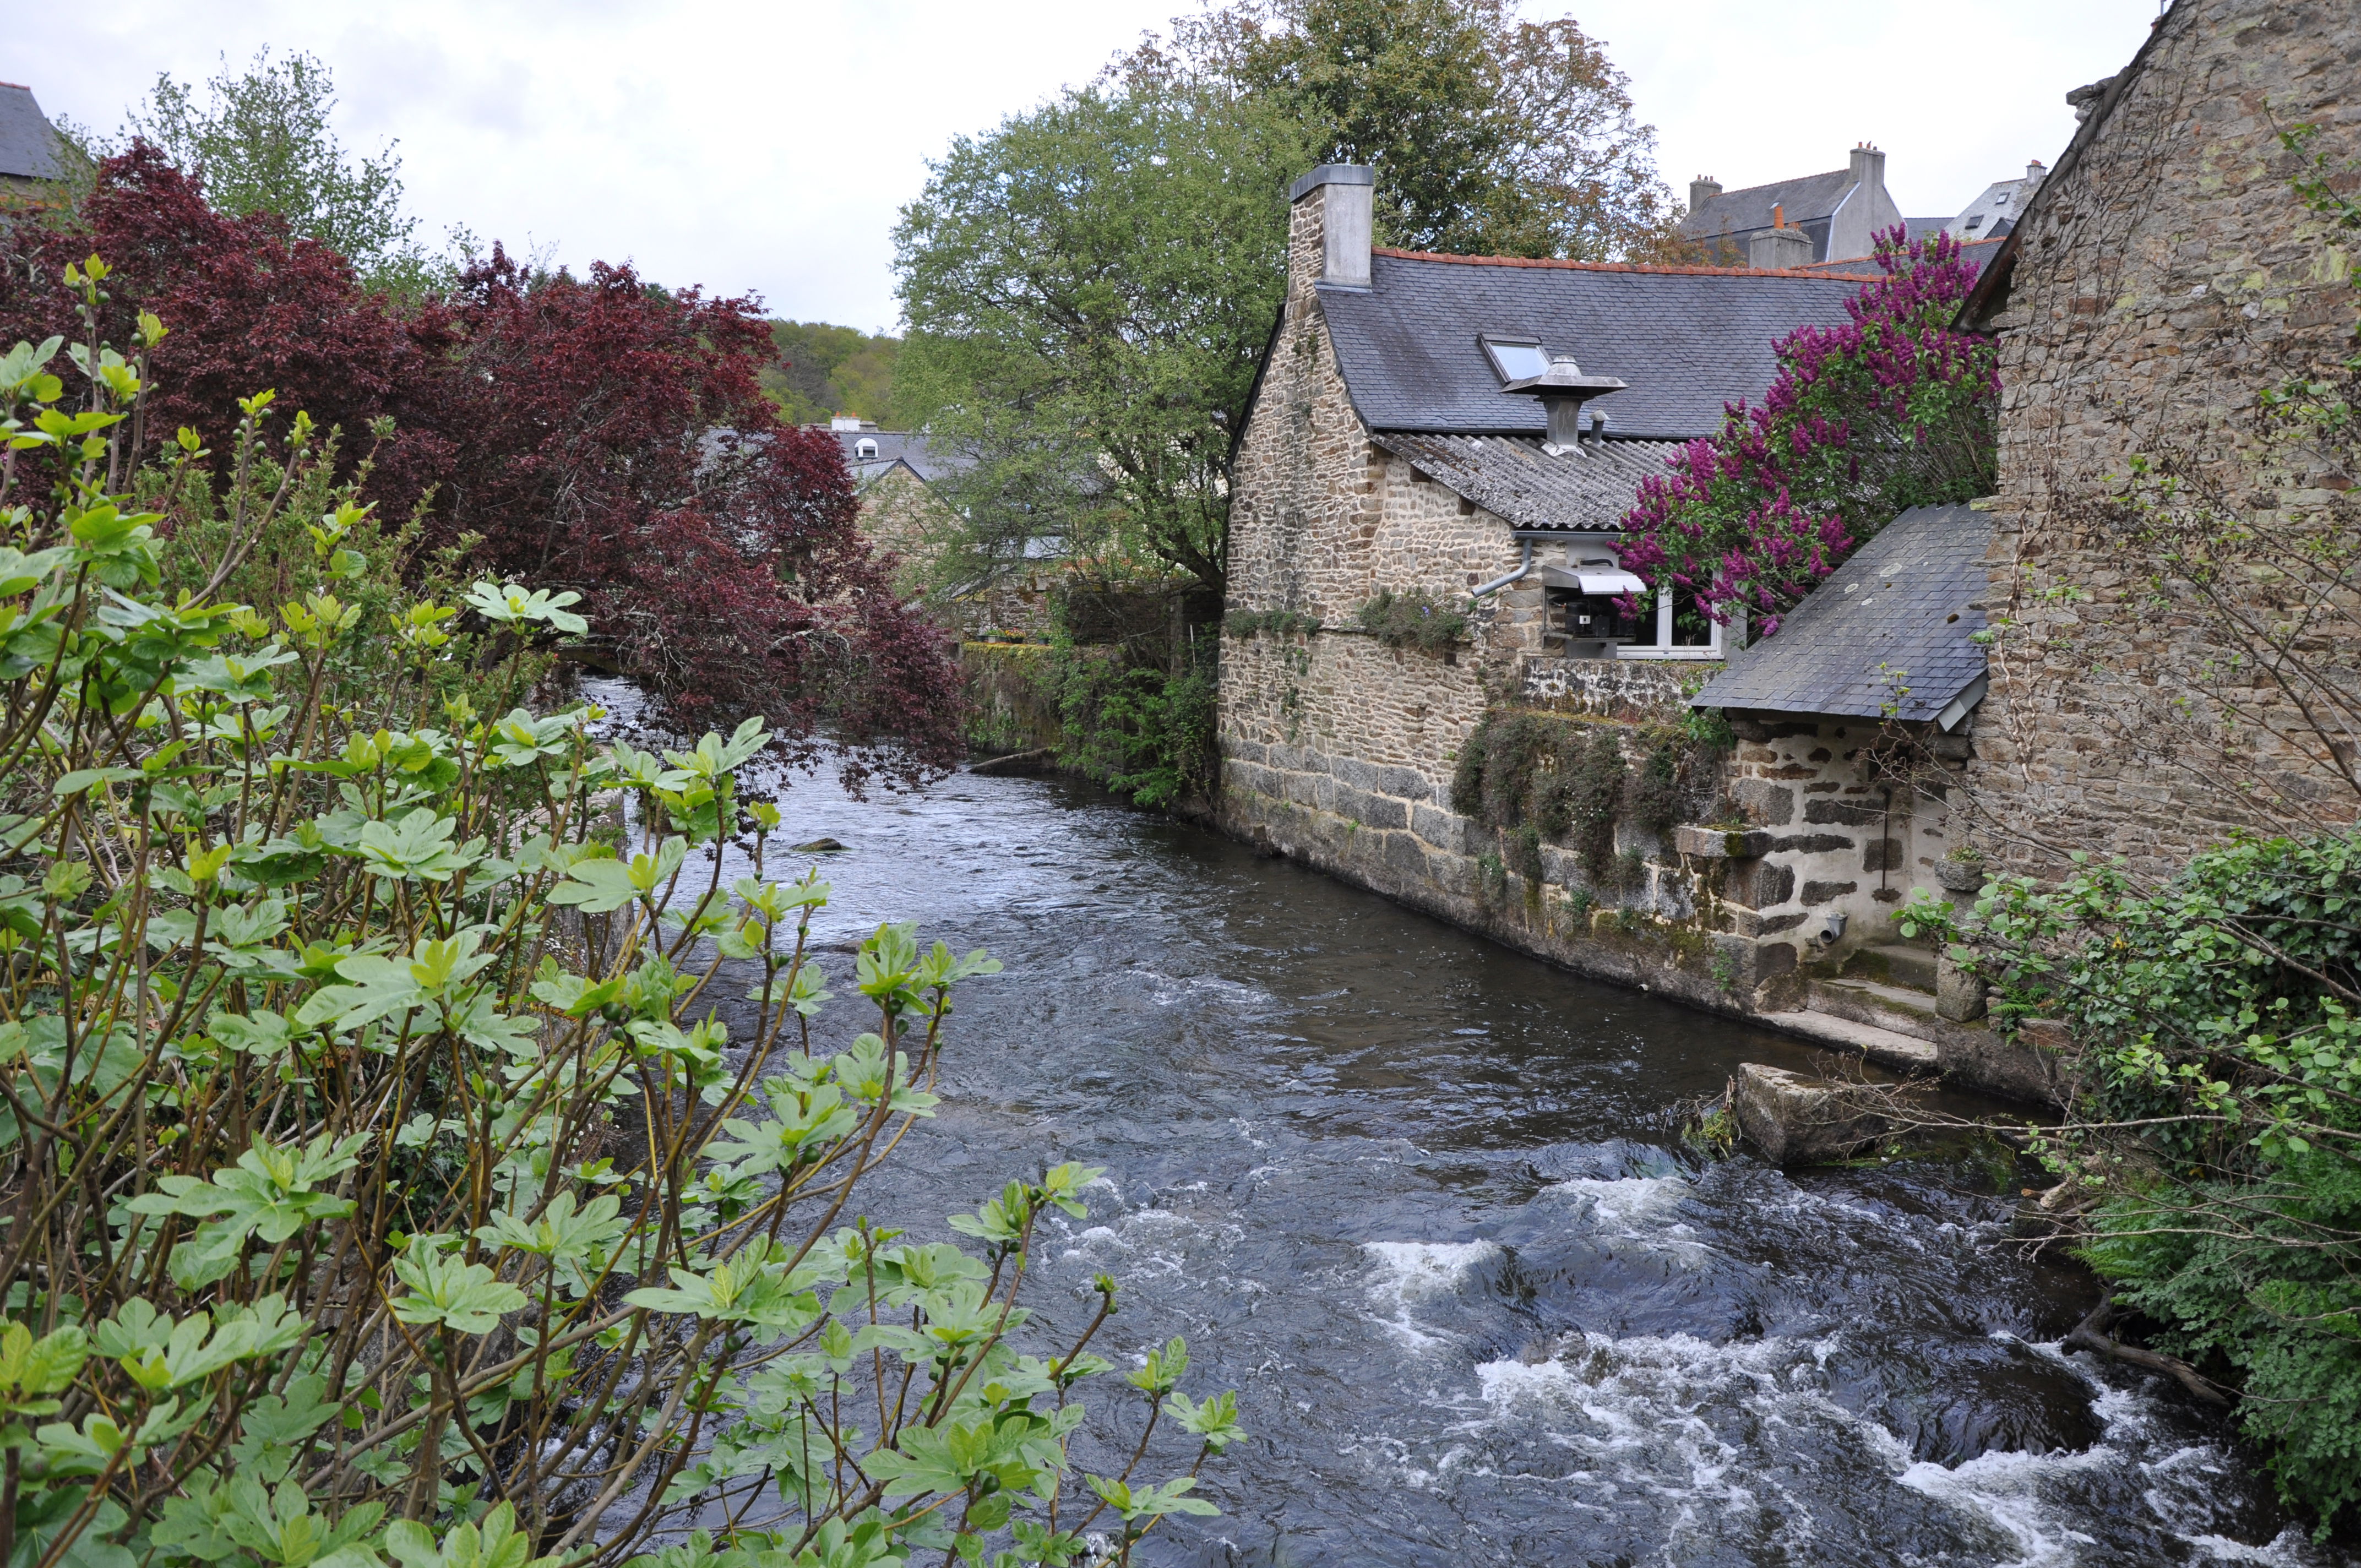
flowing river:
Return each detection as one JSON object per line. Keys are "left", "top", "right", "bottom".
{"left": 595, "top": 688, "right": 2351, "bottom": 1566}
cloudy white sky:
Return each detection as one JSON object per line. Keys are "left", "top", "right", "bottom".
{"left": 13, "top": 2, "right": 2165, "bottom": 332}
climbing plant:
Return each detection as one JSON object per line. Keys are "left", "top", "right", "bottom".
{"left": 1354, "top": 589, "right": 1466, "bottom": 654}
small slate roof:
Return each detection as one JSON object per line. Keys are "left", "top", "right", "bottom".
{"left": 831, "top": 430, "right": 970, "bottom": 483}
{"left": 0, "top": 84, "right": 64, "bottom": 182}
{"left": 1372, "top": 431, "right": 1680, "bottom": 533}
{"left": 1681, "top": 169, "right": 1859, "bottom": 238}
{"left": 1321, "top": 252, "right": 1874, "bottom": 441}
{"left": 1690, "top": 503, "right": 1991, "bottom": 722}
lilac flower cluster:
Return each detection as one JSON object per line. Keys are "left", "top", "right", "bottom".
{"left": 1615, "top": 228, "right": 2000, "bottom": 634}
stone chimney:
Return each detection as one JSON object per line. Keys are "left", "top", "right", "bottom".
{"left": 2025, "top": 158, "right": 2047, "bottom": 186}
{"left": 1827, "top": 141, "right": 1903, "bottom": 263}
{"left": 1847, "top": 141, "right": 1886, "bottom": 194}
{"left": 1287, "top": 164, "right": 1373, "bottom": 291}
{"left": 1689, "top": 176, "right": 1722, "bottom": 215}
{"left": 1749, "top": 214, "right": 1813, "bottom": 271}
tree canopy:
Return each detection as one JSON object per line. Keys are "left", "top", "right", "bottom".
{"left": 1124, "top": 0, "right": 1683, "bottom": 260}
{"left": 119, "top": 47, "right": 439, "bottom": 292}
{"left": 0, "top": 147, "right": 962, "bottom": 787}
{"left": 894, "top": 81, "right": 1308, "bottom": 593}
{"left": 760, "top": 320, "right": 901, "bottom": 426}
{"left": 894, "top": 0, "right": 1683, "bottom": 597}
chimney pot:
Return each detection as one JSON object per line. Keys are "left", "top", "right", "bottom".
{"left": 1500, "top": 361, "right": 1628, "bottom": 454}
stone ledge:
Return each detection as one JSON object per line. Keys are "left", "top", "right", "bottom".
{"left": 1758, "top": 1009, "right": 1939, "bottom": 1072}
{"left": 1675, "top": 824, "right": 1773, "bottom": 859}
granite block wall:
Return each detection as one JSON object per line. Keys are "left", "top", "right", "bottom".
{"left": 1968, "top": 0, "right": 2361, "bottom": 875}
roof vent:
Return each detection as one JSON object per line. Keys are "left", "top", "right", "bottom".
{"left": 1502, "top": 355, "right": 1627, "bottom": 456}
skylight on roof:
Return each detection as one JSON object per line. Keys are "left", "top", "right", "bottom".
{"left": 1481, "top": 336, "right": 1551, "bottom": 383}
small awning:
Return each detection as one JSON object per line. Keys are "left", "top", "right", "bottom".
{"left": 1539, "top": 563, "right": 1649, "bottom": 595}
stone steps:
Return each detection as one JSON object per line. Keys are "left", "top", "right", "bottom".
{"left": 1808, "top": 974, "right": 1951, "bottom": 1043}
{"left": 1842, "top": 941, "right": 1939, "bottom": 993}
{"left": 1759, "top": 1007, "right": 1939, "bottom": 1072}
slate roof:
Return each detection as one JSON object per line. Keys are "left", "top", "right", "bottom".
{"left": 1682, "top": 169, "right": 1859, "bottom": 238}
{"left": 1799, "top": 234, "right": 2009, "bottom": 281}
{"left": 1320, "top": 252, "right": 1875, "bottom": 442}
{"left": 0, "top": 84, "right": 64, "bottom": 182}
{"left": 1689, "top": 503, "right": 1992, "bottom": 722}
{"left": 831, "top": 430, "right": 971, "bottom": 484}
{"left": 1372, "top": 432, "right": 1680, "bottom": 533}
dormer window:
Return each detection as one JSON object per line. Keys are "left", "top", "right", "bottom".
{"left": 1481, "top": 336, "right": 1551, "bottom": 384}
{"left": 855, "top": 438, "right": 879, "bottom": 460}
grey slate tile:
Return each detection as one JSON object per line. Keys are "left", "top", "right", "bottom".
{"left": 1690, "top": 504, "right": 1991, "bottom": 723}
{"left": 1322, "top": 253, "right": 1874, "bottom": 442}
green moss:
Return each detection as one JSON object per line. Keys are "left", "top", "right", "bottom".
{"left": 1354, "top": 587, "right": 1467, "bottom": 652}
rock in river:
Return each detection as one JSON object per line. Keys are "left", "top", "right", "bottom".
{"left": 1731, "top": 1061, "right": 1891, "bottom": 1164}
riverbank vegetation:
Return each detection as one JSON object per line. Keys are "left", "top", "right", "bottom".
{"left": 1450, "top": 708, "right": 1726, "bottom": 886}
{"left": 1903, "top": 838, "right": 2361, "bottom": 1532}
{"left": 963, "top": 587, "right": 1221, "bottom": 815}
{"left": 0, "top": 273, "right": 1238, "bottom": 1567}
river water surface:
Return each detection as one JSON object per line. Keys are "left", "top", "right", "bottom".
{"left": 600, "top": 692, "right": 2349, "bottom": 1567}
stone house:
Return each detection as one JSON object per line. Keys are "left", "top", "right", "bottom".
{"left": 1220, "top": 164, "right": 2023, "bottom": 1075}
{"left": 1956, "top": 0, "right": 2361, "bottom": 876}
{"left": 1946, "top": 161, "right": 2049, "bottom": 243}
{"left": 1683, "top": 145, "right": 1908, "bottom": 266}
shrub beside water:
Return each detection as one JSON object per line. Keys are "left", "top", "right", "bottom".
{"left": 1903, "top": 835, "right": 2361, "bottom": 1533}
{"left": 0, "top": 280, "right": 1237, "bottom": 1568}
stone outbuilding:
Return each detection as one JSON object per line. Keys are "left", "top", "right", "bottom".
{"left": 1687, "top": 502, "right": 1993, "bottom": 1016}
{"left": 1218, "top": 162, "right": 1998, "bottom": 1070}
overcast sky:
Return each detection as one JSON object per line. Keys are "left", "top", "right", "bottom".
{"left": 12, "top": 2, "right": 2165, "bottom": 333}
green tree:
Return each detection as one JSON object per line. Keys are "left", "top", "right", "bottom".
{"left": 1132, "top": 0, "right": 1683, "bottom": 259}
{"left": 894, "top": 81, "right": 1308, "bottom": 592}
{"left": 122, "top": 48, "right": 436, "bottom": 291}
{"left": 760, "top": 322, "right": 900, "bottom": 426}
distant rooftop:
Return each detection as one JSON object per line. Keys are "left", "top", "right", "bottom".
{"left": 830, "top": 429, "right": 971, "bottom": 485}
{"left": 0, "top": 83, "right": 66, "bottom": 182}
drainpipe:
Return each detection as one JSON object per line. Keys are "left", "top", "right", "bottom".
{"left": 1471, "top": 540, "right": 1535, "bottom": 598}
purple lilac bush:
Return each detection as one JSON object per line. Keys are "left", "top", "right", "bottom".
{"left": 1615, "top": 228, "right": 1999, "bottom": 631}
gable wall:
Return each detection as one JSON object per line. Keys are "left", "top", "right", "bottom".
{"left": 1969, "top": 0, "right": 2361, "bottom": 876}
{"left": 1221, "top": 183, "right": 1521, "bottom": 888}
